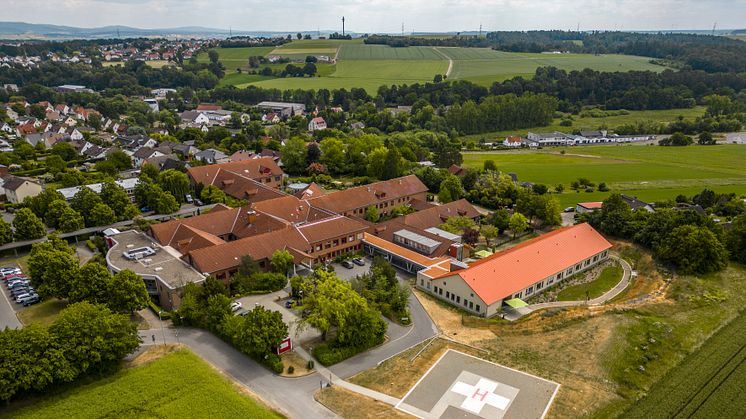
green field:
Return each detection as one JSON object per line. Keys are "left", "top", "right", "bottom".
{"left": 214, "top": 39, "right": 669, "bottom": 93}
{"left": 623, "top": 302, "right": 746, "bottom": 418}
{"left": 459, "top": 107, "right": 705, "bottom": 142}
{"left": 462, "top": 144, "right": 746, "bottom": 207}
{"left": 437, "top": 48, "right": 665, "bottom": 85}
{"left": 3, "top": 350, "right": 281, "bottom": 418}
{"left": 557, "top": 265, "right": 623, "bottom": 301}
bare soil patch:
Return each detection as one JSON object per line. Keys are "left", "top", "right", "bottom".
{"left": 315, "top": 386, "right": 413, "bottom": 418}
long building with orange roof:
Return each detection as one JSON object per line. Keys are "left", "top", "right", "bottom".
{"left": 416, "top": 223, "right": 612, "bottom": 317}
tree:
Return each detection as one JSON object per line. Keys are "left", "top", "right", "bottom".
{"left": 107, "top": 270, "right": 149, "bottom": 313}
{"left": 70, "top": 187, "right": 104, "bottom": 219}
{"left": 656, "top": 225, "right": 728, "bottom": 274}
{"left": 13, "top": 208, "right": 46, "bottom": 240}
{"left": 365, "top": 205, "right": 380, "bottom": 223}
{"left": 598, "top": 182, "right": 609, "bottom": 192}
{"left": 481, "top": 224, "right": 499, "bottom": 247}
{"left": 595, "top": 193, "right": 632, "bottom": 236}
{"left": 366, "top": 147, "right": 389, "bottom": 179}
{"left": 490, "top": 208, "right": 511, "bottom": 233}
{"left": 509, "top": 212, "right": 529, "bottom": 238}
{"left": 432, "top": 135, "right": 462, "bottom": 168}
{"left": 306, "top": 142, "right": 321, "bottom": 165}
{"left": 140, "top": 163, "right": 160, "bottom": 181}
{"left": 89, "top": 203, "right": 117, "bottom": 226}
{"left": 0, "top": 219, "right": 12, "bottom": 245}
{"left": 94, "top": 160, "right": 118, "bottom": 177}
{"left": 49, "top": 302, "right": 140, "bottom": 377}
{"left": 153, "top": 189, "right": 180, "bottom": 214}
{"left": 27, "top": 237, "right": 78, "bottom": 298}
{"left": 24, "top": 189, "right": 64, "bottom": 220}
{"left": 726, "top": 214, "right": 746, "bottom": 264}
{"left": 555, "top": 184, "right": 565, "bottom": 193}
{"left": 46, "top": 200, "right": 84, "bottom": 232}
{"left": 319, "top": 138, "right": 346, "bottom": 175}
{"left": 228, "top": 306, "right": 288, "bottom": 357}
{"left": 200, "top": 185, "right": 227, "bottom": 204}
{"left": 483, "top": 160, "right": 497, "bottom": 172}
{"left": 381, "top": 148, "right": 402, "bottom": 180}
{"left": 108, "top": 150, "right": 132, "bottom": 170}
{"left": 281, "top": 137, "right": 308, "bottom": 175}
{"left": 51, "top": 142, "right": 78, "bottom": 161}
{"left": 462, "top": 227, "right": 480, "bottom": 245}
{"left": 659, "top": 132, "right": 693, "bottom": 146}
{"left": 158, "top": 169, "right": 190, "bottom": 202}
{"left": 439, "top": 215, "right": 476, "bottom": 234}
{"left": 270, "top": 249, "right": 294, "bottom": 276}
{"left": 438, "top": 174, "right": 463, "bottom": 204}
{"left": 68, "top": 263, "right": 110, "bottom": 304}
{"left": 45, "top": 154, "right": 66, "bottom": 175}
{"left": 100, "top": 182, "right": 132, "bottom": 217}
{"left": 238, "top": 255, "right": 259, "bottom": 277}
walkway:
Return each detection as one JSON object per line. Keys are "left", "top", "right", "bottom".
{"left": 505, "top": 256, "right": 632, "bottom": 320}
{"left": 433, "top": 47, "right": 453, "bottom": 78}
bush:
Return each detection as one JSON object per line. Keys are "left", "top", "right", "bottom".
{"left": 264, "top": 353, "right": 284, "bottom": 374}
{"left": 85, "top": 239, "right": 97, "bottom": 252}
{"left": 314, "top": 343, "right": 362, "bottom": 366}
{"left": 287, "top": 365, "right": 295, "bottom": 374}
{"left": 149, "top": 300, "right": 172, "bottom": 320}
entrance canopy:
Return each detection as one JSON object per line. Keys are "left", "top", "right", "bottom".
{"left": 504, "top": 298, "right": 528, "bottom": 308}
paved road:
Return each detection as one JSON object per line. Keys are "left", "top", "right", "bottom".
{"left": 0, "top": 281, "right": 22, "bottom": 329}
{"left": 140, "top": 327, "right": 337, "bottom": 419}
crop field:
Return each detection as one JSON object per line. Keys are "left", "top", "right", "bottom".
{"left": 462, "top": 144, "right": 746, "bottom": 207}
{"left": 623, "top": 307, "right": 746, "bottom": 418}
{"left": 268, "top": 39, "right": 360, "bottom": 58}
{"left": 242, "top": 59, "right": 447, "bottom": 92}
{"left": 4, "top": 350, "right": 281, "bottom": 418}
{"left": 338, "top": 44, "right": 444, "bottom": 60}
{"left": 437, "top": 48, "right": 667, "bottom": 85}
{"left": 459, "top": 107, "right": 705, "bottom": 142}
{"left": 197, "top": 46, "right": 275, "bottom": 73}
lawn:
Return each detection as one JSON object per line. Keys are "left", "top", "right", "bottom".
{"left": 339, "top": 44, "right": 444, "bottom": 60}
{"left": 462, "top": 144, "right": 746, "bottom": 207}
{"left": 197, "top": 46, "right": 275, "bottom": 73}
{"left": 459, "top": 107, "right": 705, "bottom": 142}
{"left": 438, "top": 48, "right": 666, "bottom": 86}
{"left": 621, "top": 304, "right": 746, "bottom": 418}
{"left": 268, "top": 39, "right": 361, "bottom": 59}
{"left": 557, "top": 265, "right": 623, "bottom": 301}
{"left": 3, "top": 349, "right": 282, "bottom": 419}
{"left": 17, "top": 298, "right": 68, "bottom": 326}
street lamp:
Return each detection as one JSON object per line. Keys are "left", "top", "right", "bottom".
{"left": 158, "top": 310, "right": 166, "bottom": 346}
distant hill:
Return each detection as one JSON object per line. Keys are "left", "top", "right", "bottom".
{"left": 0, "top": 21, "right": 358, "bottom": 40}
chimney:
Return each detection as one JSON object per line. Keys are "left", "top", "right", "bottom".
{"left": 449, "top": 243, "right": 464, "bottom": 261}
{"left": 246, "top": 210, "right": 257, "bottom": 224}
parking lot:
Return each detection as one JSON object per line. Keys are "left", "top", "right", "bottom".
{"left": 0, "top": 264, "right": 28, "bottom": 329}
{"left": 397, "top": 350, "right": 559, "bottom": 419}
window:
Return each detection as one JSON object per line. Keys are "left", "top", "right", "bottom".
{"left": 585, "top": 259, "right": 590, "bottom": 266}
{"left": 427, "top": 282, "right": 431, "bottom": 289}
{"left": 513, "top": 294, "right": 520, "bottom": 299}
{"left": 593, "top": 255, "right": 599, "bottom": 262}
{"left": 526, "top": 286, "right": 533, "bottom": 294}
{"left": 470, "top": 293, "right": 474, "bottom": 297}
{"left": 567, "top": 268, "right": 573, "bottom": 275}
{"left": 446, "top": 291, "right": 450, "bottom": 299}
{"left": 537, "top": 281, "right": 543, "bottom": 289}
{"left": 576, "top": 264, "right": 581, "bottom": 270}
{"left": 476, "top": 304, "right": 480, "bottom": 312}
{"left": 557, "top": 272, "right": 563, "bottom": 279}
{"left": 548, "top": 278, "right": 554, "bottom": 285}
{"left": 420, "top": 279, "right": 424, "bottom": 286}
{"left": 439, "top": 288, "right": 443, "bottom": 296}
{"left": 469, "top": 301, "right": 474, "bottom": 309}
{"left": 456, "top": 296, "right": 460, "bottom": 304}
{"left": 463, "top": 299, "right": 468, "bottom": 307}
{"left": 434, "top": 286, "right": 439, "bottom": 293}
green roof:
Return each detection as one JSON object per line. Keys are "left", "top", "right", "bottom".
{"left": 474, "top": 250, "right": 493, "bottom": 258}
{"left": 504, "top": 298, "right": 528, "bottom": 308}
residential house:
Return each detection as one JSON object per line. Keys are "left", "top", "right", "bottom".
{"left": 180, "top": 111, "right": 209, "bottom": 126}
{"left": 132, "top": 147, "right": 166, "bottom": 168}
{"left": 194, "top": 148, "right": 229, "bottom": 165}
{"left": 256, "top": 101, "right": 305, "bottom": 118}
{"left": 56, "top": 178, "right": 140, "bottom": 202}
{"left": 503, "top": 136, "right": 523, "bottom": 147}
{"left": 261, "top": 113, "right": 280, "bottom": 124}
{"left": 527, "top": 131, "right": 574, "bottom": 146}
{"left": 308, "top": 117, "right": 327, "bottom": 132}
{"left": 2, "top": 176, "right": 43, "bottom": 204}
{"left": 187, "top": 158, "right": 284, "bottom": 201}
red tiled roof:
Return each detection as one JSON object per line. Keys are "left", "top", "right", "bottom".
{"left": 308, "top": 175, "right": 427, "bottom": 214}
{"left": 363, "top": 233, "right": 449, "bottom": 268}
{"left": 196, "top": 104, "right": 222, "bottom": 111}
{"left": 578, "top": 202, "right": 603, "bottom": 209}
{"left": 430, "top": 223, "right": 612, "bottom": 305}
{"left": 187, "top": 158, "right": 283, "bottom": 186}
{"left": 297, "top": 215, "right": 367, "bottom": 244}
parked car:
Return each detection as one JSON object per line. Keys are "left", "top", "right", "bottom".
{"left": 194, "top": 199, "right": 204, "bottom": 207}
{"left": 564, "top": 207, "right": 575, "bottom": 213}
{"left": 284, "top": 299, "right": 295, "bottom": 309}
{"left": 15, "top": 292, "right": 35, "bottom": 303}
{"left": 8, "top": 280, "right": 30, "bottom": 289}
{"left": 0, "top": 268, "right": 22, "bottom": 278}
{"left": 235, "top": 308, "right": 249, "bottom": 317}
{"left": 341, "top": 260, "right": 354, "bottom": 269}
{"left": 11, "top": 286, "right": 33, "bottom": 296}
{"left": 185, "top": 194, "right": 194, "bottom": 204}
{"left": 230, "top": 301, "right": 242, "bottom": 312}
{"left": 17, "top": 294, "right": 40, "bottom": 306}
{"left": 352, "top": 258, "right": 365, "bottom": 266}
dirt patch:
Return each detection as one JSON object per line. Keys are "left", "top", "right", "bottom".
{"left": 315, "top": 386, "right": 413, "bottom": 418}
{"left": 279, "top": 351, "right": 314, "bottom": 377}
{"left": 414, "top": 290, "right": 494, "bottom": 345}
{"left": 349, "top": 337, "right": 487, "bottom": 399}
{"left": 126, "top": 344, "right": 183, "bottom": 368}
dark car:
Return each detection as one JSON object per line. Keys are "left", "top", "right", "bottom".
{"left": 11, "top": 287, "right": 33, "bottom": 297}
{"left": 20, "top": 294, "right": 41, "bottom": 306}
{"left": 341, "top": 260, "right": 354, "bottom": 269}
{"left": 352, "top": 258, "right": 365, "bottom": 266}
{"left": 194, "top": 199, "right": 204, "bottom": 207}
{"left": 284, "top": 299, "right": 295, "bottom": 309}
{"left": 8, "top": 281, "right": 30, "bottom": 290}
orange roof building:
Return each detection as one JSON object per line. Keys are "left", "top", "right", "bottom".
{"left": 186, "top": 157, "right": 284, "bottom": 201}
{"left": 416, "top": 223, "right": 612, "bottom": 317}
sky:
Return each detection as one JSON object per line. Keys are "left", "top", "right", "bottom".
{"left": 4, "top": 0, "right": 745, "bottom": 33}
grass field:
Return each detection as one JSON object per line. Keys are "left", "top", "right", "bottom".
{"left": 438, "top": 48, "right": 665, "bottom": 85}
{"left": 460, "top": 107, "right": 705, "bottom": 142}
{"left": 221, "top": 39, "right": 669, "bottom": 92}
{"left": 557, "top": 265, "right": 623, "bottom": 301}
{"left": 197, "top": 46, "right": 276, "bottom": 73}
{"left": 462, "top": 144, "right": 746, "bottom": 207}
{"left": 3, "top": 349, "right": 282, "bottom": 419}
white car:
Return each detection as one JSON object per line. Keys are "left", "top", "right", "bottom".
{"left": 230, "top": 301, "right": 242, "bottom": 312}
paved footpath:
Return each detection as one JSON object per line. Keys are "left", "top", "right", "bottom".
{"left": 506, "top": 256, "right": 632, "bottom": 320}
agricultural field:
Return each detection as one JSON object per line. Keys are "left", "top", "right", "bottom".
{"left": 218, "top": 39, "right": 669, "bottom": 93}
{"left": 2, "top": 349, "right": 282, "bottom": 418}
{"left": 438, "top": 48, "right": 665, "bottom": 85}
{"left": 460, "top": 107, "right": 705, "bottom": 142}
{"left": 462, "top": 144, "right": 746, "bottom": 207}
{"left": 622, "top": 307, "right": 746, "bottom": 418}
{"left": 197, "top": 46, "right": 275, "bottom": 73}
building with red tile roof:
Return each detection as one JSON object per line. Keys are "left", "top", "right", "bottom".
{"left": 576, "top": 201, "right": 603, "bottom": 213}
{"left": 416, "top": 223, "right": 612, "bottom": 317}
{"left": 186, "top": 157, "right": 284, "bottom": 201}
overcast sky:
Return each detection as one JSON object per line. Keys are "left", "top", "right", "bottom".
{"left": 5, "top": 0, "right": 744, "bottom": 33}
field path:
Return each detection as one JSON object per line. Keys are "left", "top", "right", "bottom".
{"left": 433, "top": 47, "right": 453, "bottom": 77}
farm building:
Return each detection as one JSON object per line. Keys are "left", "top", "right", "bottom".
{"left": 416, "top": 223, "right": 612, "bottom": 317}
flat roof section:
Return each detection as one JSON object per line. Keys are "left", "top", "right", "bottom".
{"left": 394, "top": 229, "right": 442, "bottom": 249}
{"left": 106, "top": 230, "right": 205, "bottom": 289}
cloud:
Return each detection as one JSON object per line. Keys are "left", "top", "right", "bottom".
{"left": 4, "top": 0, "right": 745, "bottom": 32}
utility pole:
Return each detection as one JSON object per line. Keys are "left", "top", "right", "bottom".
{"left": 342, "top": 16, "right": 345, "bottom": 36}
{"left": 229, "top": 26, "right": 232, "bottom": 37}
{"left": 479, "top": 24, "right": 482, "bottom": 38}
{"left": 401, "top": 22, "right": 404, "bottom": 36}
{"left": 116, "top": 26, "right": 120, "bottom": 39}
{"left": 712, "top": 22, "right": 717, "bottom": 36}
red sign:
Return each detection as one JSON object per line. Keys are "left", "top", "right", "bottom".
{"left": 275, "top": 337, "right": 292, "bottom": 355}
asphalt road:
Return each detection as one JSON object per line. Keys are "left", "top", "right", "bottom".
{"left": 0, "top": 281, "right": 22, "bottom": 329}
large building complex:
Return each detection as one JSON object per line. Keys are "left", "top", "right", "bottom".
{"left": 416, "top": 223, "right": 612, "bottom": 317}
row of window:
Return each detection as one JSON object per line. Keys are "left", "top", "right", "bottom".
{"left": 350, "top": 196, "right": 412, "bottom": 216}
{"left": 311, "top": 234, "right": 360, "bottom": 253}
{"left": 431, "top": 284, "right": 480, "bottom": 313}
{"left": 513, "top": 251, "right": 609, "bottom": 299}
